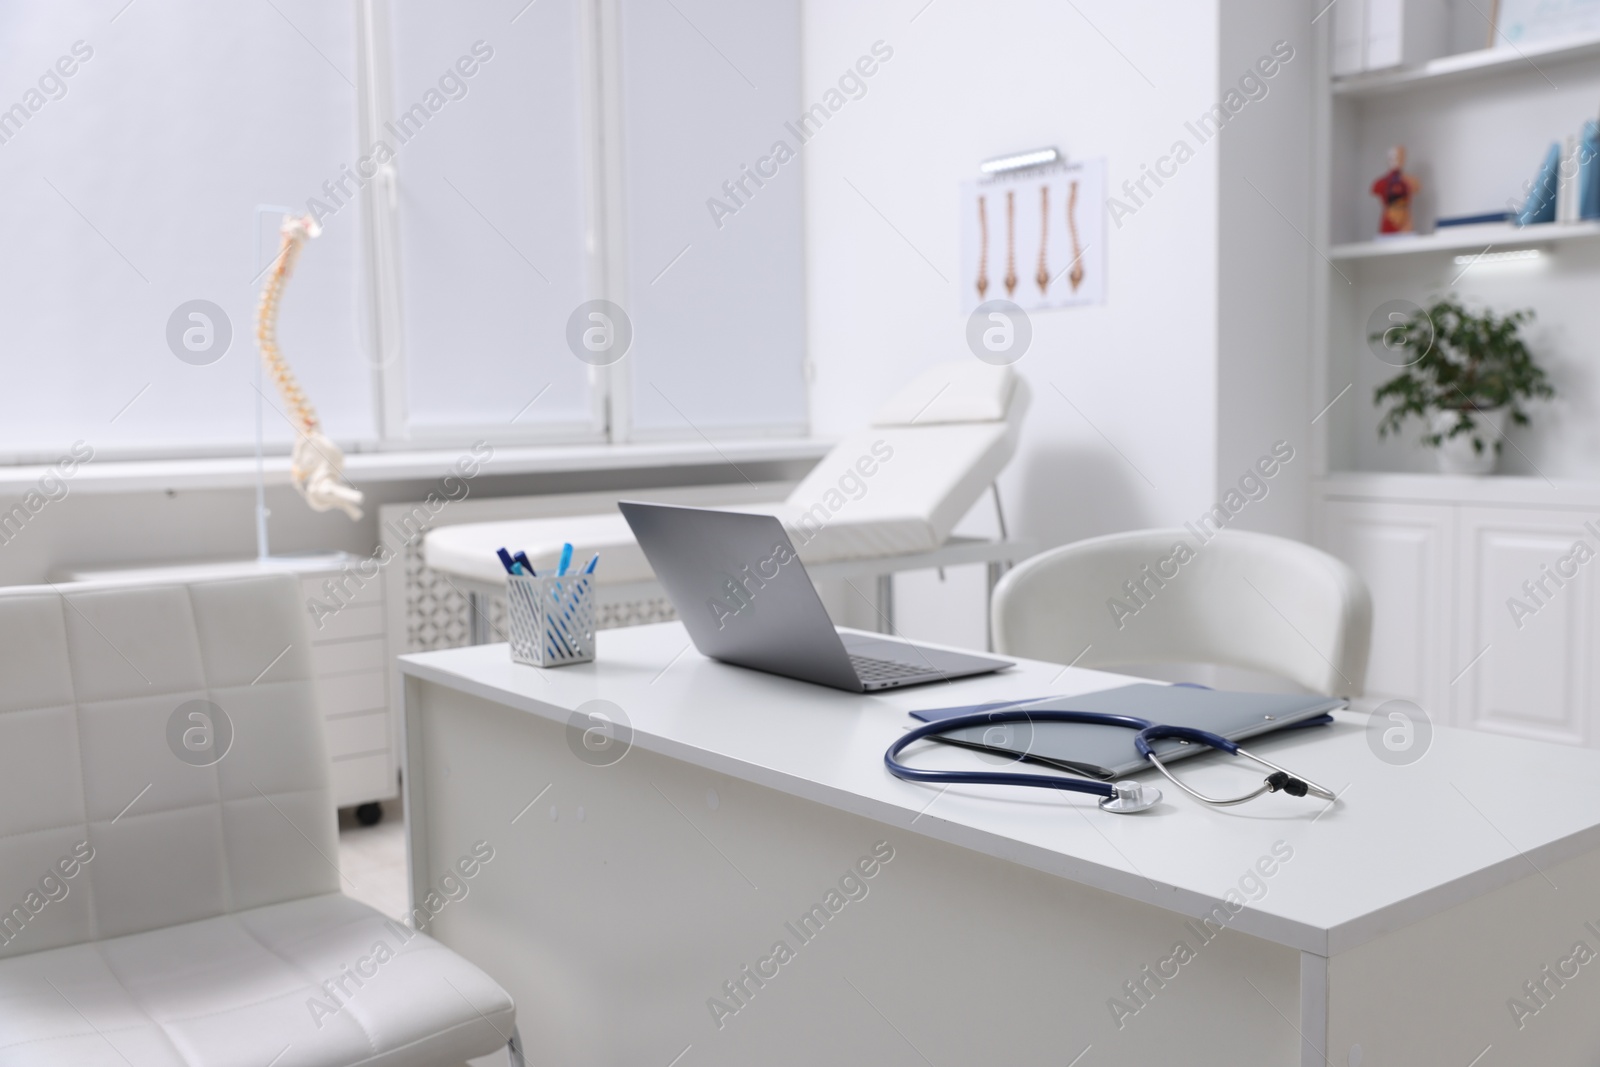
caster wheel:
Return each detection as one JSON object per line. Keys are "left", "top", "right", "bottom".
{"left": 355, "top": 802, "right": 383, "bottom": 827}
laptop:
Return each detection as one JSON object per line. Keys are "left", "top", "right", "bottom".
{"left": 618, "top": 501, "right": 1012, "bottom": 692}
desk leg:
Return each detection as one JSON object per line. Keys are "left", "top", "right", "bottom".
{"left": 399, "top": 674, "right": 431, "bottom": 918}
{"left": 875, "top": 573, "right": 895, "bottom": 633}
{"left": 986, "top": 560, "right": 1003, "bottom": 651}
{"left": 468, "top": 591, "right": 488, "bottom": 645}
{"left": 1300, "top": 951, "right": 1329, "bottom": 1067}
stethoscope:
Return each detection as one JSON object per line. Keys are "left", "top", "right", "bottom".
{"left": 884, "top": 708, "right": 1338, "bottom": 814}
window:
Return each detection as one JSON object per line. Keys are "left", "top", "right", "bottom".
{"left": 0, "top": 1, "right": 367, "bottom": 459}
{"left": 382, "top": 0, "right": 599, "bottom": 444}
{"left": 614, "top": 0, "right": 807, "bottom": 439}
{"left": 0, "top": 0, "right": 805, "bottom": 463}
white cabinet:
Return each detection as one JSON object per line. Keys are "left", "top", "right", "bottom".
{"left": 1455, "top": 508, "right": 1596, "bottom": 746}
{"left": 295, "top": 568, "right": 396, "bottom": 809}
{"left": 1318, "top": 481, "right": 1600, "bottom": 748}
{"left": 1319, "top": 499, "right": 1453, "bottom": 716}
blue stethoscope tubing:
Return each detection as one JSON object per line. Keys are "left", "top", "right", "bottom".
{"left": 884, "top": 708, "right": 1338, "bottom": 814}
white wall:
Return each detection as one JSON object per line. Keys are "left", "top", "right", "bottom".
{"left": 1216, "top": 0, "right": 1315, "bottom": 538}
{"left": 802, "top": 0, "right": 1222, "bottom": 542}
{"left": 800, "top": 0, "right": 1315, "bottom": 646}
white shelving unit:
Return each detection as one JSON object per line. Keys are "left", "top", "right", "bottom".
{"left": 1310, "top": 15, "right": 1600, "bottom": 742}
{"left": 1312, "top": 15, "right": 1600, "bottom": 484}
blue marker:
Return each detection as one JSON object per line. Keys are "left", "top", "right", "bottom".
{"left": 514, "top": 551, "right": 536, "bottom": 576}
{"left": 557, "top": 542, "right": 574, "bottom": 577}
{"left": 496, "top": 547, "right": 518, "bottom": 575}
{"left": 583, "top": 552, "right": 599, "bottom": 575}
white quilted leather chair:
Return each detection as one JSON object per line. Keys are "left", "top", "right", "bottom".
{"left": 424, "top": 360, "right": 1032, "bottom": 589}
{"left": 0, "top": 574, "right": 518, "bottom": 1066}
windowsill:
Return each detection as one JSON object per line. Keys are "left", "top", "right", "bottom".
{"left": 0, "top": 438, "right": 835, "bottom": 496}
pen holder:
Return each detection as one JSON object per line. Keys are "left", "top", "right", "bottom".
{"left": 506, "top": 572, "right": 595, "bottom": 668}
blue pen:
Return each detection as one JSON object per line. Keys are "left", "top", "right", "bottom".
{"left": 510, "top": 561, "right": 525, "bottom": 576}
{"left": 557, "top": 542, "right": 574, "bottom": 577}
{"left": 496, "top": 547, "right": 518, "bottom": 575}
{"left": 514, "top": 551, "right": 536, "bottom": 576}
{"left": 583, "top": 552, "right": 598, "bottom": 575}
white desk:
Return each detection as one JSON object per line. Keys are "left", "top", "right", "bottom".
{"left": 400, "top": 623, "right": 1600, "bottom": 1066}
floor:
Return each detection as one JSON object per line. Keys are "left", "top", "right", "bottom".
{"left": 337, "top": 802, "right": 509, "bottom": 1067}
{"left": 336, "top": 800, "right": 409, "bottom": 922}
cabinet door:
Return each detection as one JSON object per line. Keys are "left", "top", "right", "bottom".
{"left": 1456, "top": 508, "right": 1597, "bottom": 747}
{"left": 1319, "top": 500, "right": 1453, "bottom": 717}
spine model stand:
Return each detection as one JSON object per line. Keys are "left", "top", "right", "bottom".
{"left": 257, "top": 214, "right": 364, "bottom": 520}
{"left": 975, "top": 195, "right": 989, "bottom": 299}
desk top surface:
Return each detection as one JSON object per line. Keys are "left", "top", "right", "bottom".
{"left": 400, "top": 622, "right": 1600, "bottom": 956}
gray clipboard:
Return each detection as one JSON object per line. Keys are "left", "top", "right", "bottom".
{"left": 910, "top": 684, "right": 1346, "bottom": 779}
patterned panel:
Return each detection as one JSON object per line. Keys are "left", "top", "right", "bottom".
{"left": 401, "top": 533, "right": 474, "bottom": 652}
{"left": 397, "top": 524, "right": 676, "bottom": 654}
{"left": 598, "top": 596, "right": 677, "bottom": 629}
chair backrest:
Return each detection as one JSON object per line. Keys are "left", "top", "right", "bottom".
{"left": 782, "top": 362, "right": 1030, "bottom": 545}
{"left": 992, "top": 528, "right": 1372, "bottom": 697}
{"left": 0, "top": 574, "right": 337, "bottom": 960}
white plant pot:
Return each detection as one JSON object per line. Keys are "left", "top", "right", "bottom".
{"left": 1430, "top": 408, "right": 1507, "bottom": 476}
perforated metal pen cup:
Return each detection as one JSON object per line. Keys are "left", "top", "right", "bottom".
{"left": 506, "top": 572, "right": 596, "bottom": 667}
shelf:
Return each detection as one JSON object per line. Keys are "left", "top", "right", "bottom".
{"left": 1332, "top": 31, "right": 1600, "bottom": 98}
{"left": 1328, "top": 220, "right": 1600, "bottom": 261}
{"left": 1319, "top": 471, "right": 1600, "bottom": 508}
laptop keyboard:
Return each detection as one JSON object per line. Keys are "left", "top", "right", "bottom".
{"left": 849, "top": 653, "right": 943, "bottom": 684}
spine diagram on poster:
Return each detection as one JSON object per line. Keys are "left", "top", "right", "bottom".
{"left": 975, "top": 195, "right": 989, "bottom": 299}
{"left": 960, "top": 153, "right": 1104, "bottom": 313}
{"left": 256, "top": 214, "right": 365, "bottom": 521}
{"left": 1066, "top": 180, "right": 1085, "bottom": 292}
{"left": 1004, "top": 189, "right": 1018, "bottom": 297}
{"left": 1036, "top": 184, "right": 1050, "bottom": 294}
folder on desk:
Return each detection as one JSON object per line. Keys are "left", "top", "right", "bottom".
{"left": 910, "top": 684, "right": 1345, "bottom": 779}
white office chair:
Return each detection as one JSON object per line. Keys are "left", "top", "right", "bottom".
{"left": 992, "top": 528, "right": 1372, "bottom": 697}
{"left": 0, "top": 574, "right": 520, "bottom": 1066}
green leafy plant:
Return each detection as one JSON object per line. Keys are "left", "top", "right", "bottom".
{"left": 1372, "top": 297, "right": 1553, "bottom": 456}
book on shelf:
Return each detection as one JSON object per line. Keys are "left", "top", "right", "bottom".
{"left": 1436, "top": 212, "right": 1513, "bottom": 228}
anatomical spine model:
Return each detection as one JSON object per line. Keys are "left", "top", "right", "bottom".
{"left": 256, "top": 214, "right": 364, "bottom": 520}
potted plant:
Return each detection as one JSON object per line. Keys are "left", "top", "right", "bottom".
{"left": 1372, "top": 297, "right": 1554, "bottom": 475}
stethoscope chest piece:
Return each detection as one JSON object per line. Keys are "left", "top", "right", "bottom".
{"left": 1099, "top": 780, "right": 1162, "bottom": 814}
